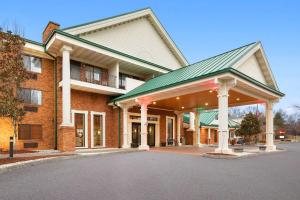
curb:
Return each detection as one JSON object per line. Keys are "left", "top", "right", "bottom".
{"left": 0, "top": 149, "right": 139, "bottom": 173}
{"left": 203, "top": 148, "right": 287, "bottom": 160}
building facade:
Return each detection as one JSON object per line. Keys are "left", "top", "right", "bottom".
{"left": 0, "top": 8, "right": 284, "bottom": 153}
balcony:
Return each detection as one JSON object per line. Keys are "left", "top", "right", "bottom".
{"left": 69, "top": 62, "right": 126, "bottom": 95}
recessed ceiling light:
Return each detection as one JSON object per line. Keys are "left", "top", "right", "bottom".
{"left": 153, "top": 101, "right": 157, "bottom": 105}
{"left": 176, "top": 97, "right": 180, "bottom": 100}
{"left": 205, "top": 102, "right": 209, "bottom": 106}
{"left": 181, "top": 106, "right": 185, "bottom": 109}
{"left": 209, "top": 90, "right": 213, "bottom": 93}
{"left": 236, "top": 98, "right": 240, "bottom": 101}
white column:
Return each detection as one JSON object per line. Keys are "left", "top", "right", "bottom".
{"left": 195, "top": 111, "right": 203, "bottom": 147}
{"left": 175, "top": 112, "right": 182, "bottom": 146}
{"left": 122, "top": 105, "right": 130, "bottom": 148}
{"left": 109, "top": 62, "right": 119, "bottom": 88}
{"left": 208, "top": 128, "right": 211, "bottom": 145}
{"left": 188, "top": 112, "right": 195, "bottom": 131}
{"left": 266, "top": 101, "right": 276, "bottom": 151}
{"left": 139, "top": 103, "right": 149, "bottom": 150}
{"left": 215, "top": 80, "right": 234, "bottom": 154}
{"left": 61, "top": 45, "right": 72, "bottom": 126}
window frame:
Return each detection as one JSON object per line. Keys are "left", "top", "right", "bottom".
{"left": 17, "top": 88, "right": 42, "bottom": 106}
{"left": 18, "top": 124, "right": 43, "bottom": 140}
{"left": 22, "top": 54, "right": 42, "bottom": 74}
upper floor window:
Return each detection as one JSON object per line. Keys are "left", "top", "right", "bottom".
{"left": 17, "top": 88, "right": 42, "bottom": 105}
{"left": 22, "top": 55, "right": 42, "bottom": 73}
{"left": 119, "top": 73, "right": 143, "bottom": 89}
{"left": 70, "top": 60, "right": 81, "bottom": 80}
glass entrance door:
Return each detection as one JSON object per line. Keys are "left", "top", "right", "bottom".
{"left": 75, "top": 113, "right": 85, "bottom": 147}
{"left": 93, "top": 114, "right": 104, "bottom": 147}
{"left": 167, "top": 118, "right": 174, "bottom": 145}
{"left": 131, "top": 123, "right": 156, "bottom": 148}
{"left": 147, "top": 124, "right": 155, "bottom": 147}
{"left": 131, "top": 123, "right": 141, "bottom": 148}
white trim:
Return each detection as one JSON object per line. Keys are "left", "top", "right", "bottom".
{"left": 72, "top": 110, "right": 89, "bottom": 148}
{"left": 166, "top": 116, "right": 175, "bottom": 146}
{"left": 232, "top": 43, "right": 279, "bottom": 90}
{"left": 128, "top": 112, "right": 160, "bottom": 147}
{"left": 90, "top": 111, "right": 106, "bottom": 148}
{"left": 24, "top": 42, "right": 45, "bottom": 52}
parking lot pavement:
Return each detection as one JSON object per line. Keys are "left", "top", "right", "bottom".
{"left": 0, "top": 143, "right": 299, "bottom": 200}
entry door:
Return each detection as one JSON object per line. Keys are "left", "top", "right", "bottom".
{"left": 147, "top": 124, "right": 155, "bottom": 147}
{"left": 75, "top": 113, "right": 85, "bottom": 147}
{"left": 93, "top": 114, "right": 104, "bottom": 147}
{"left": 167, "top": 117, "right": 174, "bottom": 145}
{"left": 131, "top": 123, "right": 141, "bottom": 147}
{"left": 131, "top": 123, "right": 156, "bottom": 147}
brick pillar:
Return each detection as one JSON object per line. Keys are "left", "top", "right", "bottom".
{"left": 58, "top": 126, "right": 75, "bottom": 152}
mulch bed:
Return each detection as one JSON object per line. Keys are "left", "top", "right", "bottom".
{"left": 0, "top": 150, "right": 37, "bottom": 154}
{"left": 0, "top": 154, "right": 71, "bottom": 165}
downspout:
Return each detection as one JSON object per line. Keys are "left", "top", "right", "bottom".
{"left": 45, "top": 51, "right": 58, "bottom": 150}
{"left": 113, "top": 101, "right": 121, "bottom": 148}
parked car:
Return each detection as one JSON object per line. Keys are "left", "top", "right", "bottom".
{"left": 236, "top": 137, "right": 245, "bottom": 145}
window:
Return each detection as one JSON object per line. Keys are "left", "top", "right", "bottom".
{"left": 18, "top": 124, "right": 42, "bottom": 140}
{"left": 119, "top": 73, "right": 142, "bottom": 89}
{"left": 22, "top": 55, "right": 41, "bottom": 73}
{"left": 70, "top": 60, "right": 81, "bottom": 80}
{"left": 17, "top": 88, "right": 42, "bottom": 105}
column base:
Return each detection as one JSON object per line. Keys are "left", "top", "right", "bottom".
{"left": 214, "top": 148, "right": 233, "bottom": 154}
{"left": 177, "top": 143, "right": 182, "bottom": 146}
{"left": 265, "top": 145, "right": 277, "bottom": 152}
{"left": 58, "top": 126, "right": 75, "bottom": 152}
{"left": 194, "top": 143, "right": 205, "bottom": 147}
{"left": 122, "top": 144, "right": 130, "bottom": 149}
{"left": 138, "top": 145, "right": 150, "bottom": 151}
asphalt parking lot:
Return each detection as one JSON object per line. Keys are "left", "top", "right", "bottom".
{"left": 0, "top": 143, "right": 299, "bottom": 200}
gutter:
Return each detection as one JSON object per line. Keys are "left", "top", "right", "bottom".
{"left": 45, "top": 51, "right": 58, "bottom": 150}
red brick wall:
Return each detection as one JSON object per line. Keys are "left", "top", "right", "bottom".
{"left": 16, "top": 58, "right": 55, "bottom": 150}
{"left": 56, "top": 57, "right": 119, "bottom": 149}
{"left": 42, "top": 21, "right": 60, "bottom": 43}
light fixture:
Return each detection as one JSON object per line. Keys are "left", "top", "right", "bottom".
{"left": 176, "top": 96, "right": 180, "bottom": 100}
{"left": 153, "top": 101, "right": 157, "bottom": 105}
{"left": 205, "top": 102, "right": 209, "bottom": 106}
{"left": 236, "top": 98, "right": 240, "bottom": 101}
{"left": 209, "top": 90, "right": 213, "bottom": 93}
{"left": 181, "top": 106, "right": 185, "bottom": 109}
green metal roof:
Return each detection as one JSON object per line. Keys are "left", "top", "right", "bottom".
{"left": 183, "top": 111, "right": 240, "bottom": 128}
{"left": 112, "top": 42, "right": 284, "bottom": 102}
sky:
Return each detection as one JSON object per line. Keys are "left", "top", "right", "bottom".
{"left": 1, "top": 0, "right": 299, "bottom": 113}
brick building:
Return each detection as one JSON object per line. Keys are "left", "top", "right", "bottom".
{"left": 0, "top": 8, "right": 284, "bottom": 153}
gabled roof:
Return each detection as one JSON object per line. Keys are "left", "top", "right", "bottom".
{"left": 61, "top": 7, "right": 188, "bottom": 66}
{"left": 183, "top": 111, "right": 240, "bottom": 128}
{"left": 112, "top": 42, "right": 284, "bottom": 103}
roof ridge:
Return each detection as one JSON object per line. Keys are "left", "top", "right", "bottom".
{"left": 183, "top": 42, "right": 257, "bottom": 69}
{"left": 61, "top": 7, "right": 151, "bottom": 31}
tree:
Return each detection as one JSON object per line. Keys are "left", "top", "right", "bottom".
{"left": 236, "top": 112, "right": 261, "bottom": 143}
{"left": 0, "top": 30, "right": 29, "bottom": 142}
{"left": 273, "top": 109, "right": 286, "bottom": 132}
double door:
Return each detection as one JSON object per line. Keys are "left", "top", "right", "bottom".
{"left": 131, "top": 123, "right": 155, "bottom": 147}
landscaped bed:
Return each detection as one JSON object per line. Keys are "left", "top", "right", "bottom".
{"left": 0, "top": 154, "right": 71, "bottom": 165}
